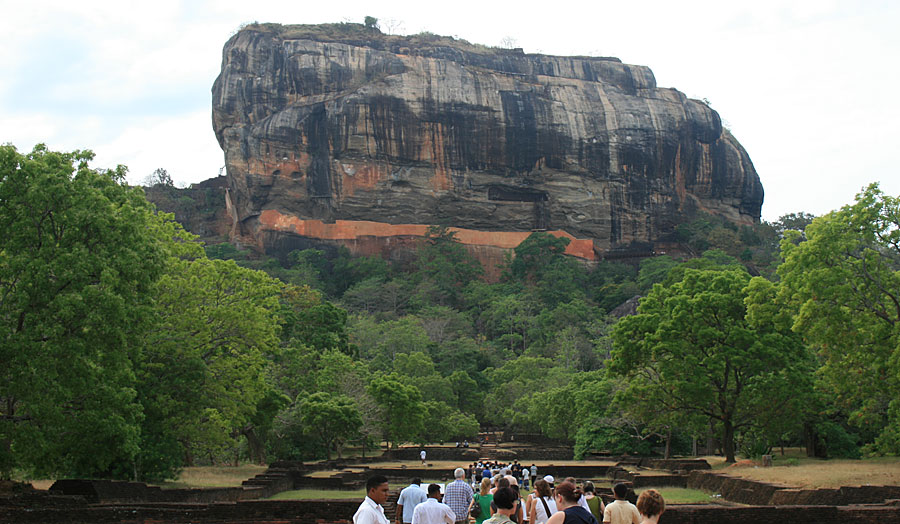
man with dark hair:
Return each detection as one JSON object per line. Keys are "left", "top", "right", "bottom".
{"left": 483, "top": 487, "right": 517, "bottom": 523}
{"left": 354, "top": 475, "right": 390, "bottom": 524}
{"left": 602, "top": 483, "right": 640, "bottom": 524}
{"left": 411, "top": 484, "right": 456, "bottom": 524}
{"left": 397, "top": 477, "right": 427, "bottom": 524}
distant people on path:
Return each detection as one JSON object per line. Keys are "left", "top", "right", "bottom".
{"left": 469, "top": 477, "right": 494, "bottom": 524}
{"left": 546, "top": 480, "right": 598, "bottom": 524}
{"left": 602, "top": 483, "right": 640, "bottom": 524}
{"left": 521, "top": 465, "right": 530, "bottom": 489}
{"left": 582, "top": 482, "right": 605, "bottom": 524}
{"left": 444, "top": 467, "right": 474, "bottom": 524}
{"left": 411, "top": 484, "right": 456, "bottom": 524}
{"left": 354, "top": 475, "right": 391, "bottom": 524}
{"left": 635, "top": 489, "right": 665, "bottom": 524}
{"left": 483, "top": 464, "right": 493, "bottom": 481}
{"left": 397, "top": 477, "right": 428, "bottom": 524}
{"left": 421, "top": 449, "right": 427, "bottom": 465}
{"left": 483, "top": 487, "right": 519, "bottom": 524}
{"left": 525, "top": 478, "right": 557, "bottom": 524}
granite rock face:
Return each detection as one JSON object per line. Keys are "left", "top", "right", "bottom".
{"left": 212, "top": 24, "right": 763, "bottom": 261}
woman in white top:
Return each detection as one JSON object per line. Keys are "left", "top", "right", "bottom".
{"left": 526, "top": 479, "right": 557, "bottom": 524}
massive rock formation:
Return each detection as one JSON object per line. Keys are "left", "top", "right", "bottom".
{"left": 212, "top": 23, "right": 763, "bottom": 263}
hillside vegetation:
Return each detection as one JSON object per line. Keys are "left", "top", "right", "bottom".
{"left": 2, "top": 143, "right": 898, "bottom": 484}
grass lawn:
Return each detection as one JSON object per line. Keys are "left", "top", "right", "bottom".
{"left": 271, "top": 488, "right": 367, "bottom": 500}
{"left": 158, "top": 464, "right": 268, "bottom": 489}
{"left": 635, "top": 487, "right": 718, "bottom": 504}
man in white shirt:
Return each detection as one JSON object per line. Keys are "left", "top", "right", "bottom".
{"left": 420, "top": 449, "right": 427, "bottom": 465}
{"left": 411, "top": 484, "right": 456, "bottom": 524}
{"left": 396, "top": 478, "right": 427, "bottom": 524}
{"left": 354, "top": 475, "right": 391, "bottom": 524}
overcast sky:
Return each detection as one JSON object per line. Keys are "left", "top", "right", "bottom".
{"left": 2, "top": 0, "right": 898, "bottom": 221}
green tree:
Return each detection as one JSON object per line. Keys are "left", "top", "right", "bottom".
{"left": 135, "top": 255, "right": 282, "bottom": 479}
{"left": 417, "top": 400, "right": 479, "bottom": 444}
{"left": 413, "top": 226, "right": 483, "bottom": 308}
{"left": 504, "top": 232, "right": 586, "bottom": 307}
{"left": 0, "top": 144, "right": 164, "bottom": 479}
{"left": 777, "top": 184, "right": 900, "bottom": 453}
{"left": 300, "top": 393, "right": 362, "bottom": 459}
{"left": 351, "top": 315, "right": 433, "bottom": 371}
{"left": 367, "top": 374, "right": 425, "bottom": 448}
{"left": 610, "top": 268, "right": 813, "bottom": 462}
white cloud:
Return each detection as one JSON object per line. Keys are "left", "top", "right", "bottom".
{"left": 88, "top": 111, "right": 224, "bottom": 186}
{"left": 2, "top": 0, "right": 898, "bottom": 220}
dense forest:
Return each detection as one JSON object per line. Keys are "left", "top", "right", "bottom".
{"left": 2, "top": 144, "right": 898, "bottom": 482}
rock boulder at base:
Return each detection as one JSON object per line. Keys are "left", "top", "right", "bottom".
{"left": 211, "top": 23, "right": 764, "bottom": 263}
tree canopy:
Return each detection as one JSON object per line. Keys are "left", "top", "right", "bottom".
{"left": 777, "top": 183, "right": 900, "bottom": 453}
{"left": 611, "top": 268, "right": 814, "bottom": 462}
{"left": 0, "top": 144, "right": 165, "bottom": 477}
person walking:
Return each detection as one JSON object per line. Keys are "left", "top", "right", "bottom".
{"left": 602, "top": 484, "right": 640, "bottom": 524}
{"left": 635, "top": 490, "right": 665, "bottom": 524}
{"left": 444, "top": 467, "right": 474, "bottom": 524}
{"left": 526, "top": 479, "right": 557, "bottom": 524}
{"left": 397, "top": 478, "right": 428, "bottom": 524}
{"left": 582, "top": 482, "right": 604, "bottom": 524}
{"left": 411, "top": 484, "right": 456, "bottom": 524}
{"left": 483, "top": 487, "right": 518, "bottom": 524}
{"left": 354, "top": 475, "right": 391, "bottom": 524}
{"left": 420, "top": 449, "right": 427, "bottom": 465}
{"left": 469, "top": 477, "right": 494, "bottom": 524}
{"left": 545, "top": 480, "right": 598, "bottom": 524}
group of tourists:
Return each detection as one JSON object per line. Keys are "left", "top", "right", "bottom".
{"left": 466, "top": 460, "right": 535, "bottom": 490}
{"left": 354, "top": 469, "right": 666, "bottom": 524}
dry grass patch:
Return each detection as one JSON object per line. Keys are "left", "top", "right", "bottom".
{"left": 721, "top": 457, "right": 900, "bottom": 489}
{"left": 159, "top": 464, "right": 268, "bottom": 489}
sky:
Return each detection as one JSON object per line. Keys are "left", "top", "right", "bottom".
{"left": 2, "top": 0, "right": 898, "bottom": 222}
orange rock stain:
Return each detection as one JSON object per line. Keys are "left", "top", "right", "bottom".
{"left": 427, "top": 123, "right": 451, "bottom": 192}
{"left": 258, "top": 210, "right": 597, "bottom": 261}
{"left": 339, "top": 163, "right": 385, "bottom": 198}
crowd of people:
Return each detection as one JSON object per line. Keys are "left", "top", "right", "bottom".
{"left": 353, "top": 467, "right": 665, "bottom": 524}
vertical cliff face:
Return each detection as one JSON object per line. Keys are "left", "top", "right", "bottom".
{"left": 211, "top": 24, "right": 763, "bottom": 261}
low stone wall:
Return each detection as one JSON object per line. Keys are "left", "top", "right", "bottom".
{"left": 687, "top": 471, "right": 900, "bottom": 506}
{"left": 48, "top": 479, "right": 268, "bottom": 504}
{"left": 382, "top": 447, "right": 483, "bottom": 461}
{"left": 4, "top": 499, "right": 899, "bottom": 524}
{"left": 502, "top": 447, "right": 574, "bottom": 461}
{"left": 637, "top": 458, "right": 712, "bottom": 471}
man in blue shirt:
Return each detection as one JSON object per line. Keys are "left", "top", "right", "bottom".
{"left": 396, "top": 478, "right": 427, "bottom": 524}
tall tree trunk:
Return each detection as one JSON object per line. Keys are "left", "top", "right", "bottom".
{"left": 243, "top": 426, "right": 266, "bottom": 464}
{"left": 664, "top": 428, "right": 672, "bottom": 459}
{"left": 723, "top": 419, "right": 736, "bottom": 463}
{"left": 183, "top": 445, "right": 195, "bottom": 467}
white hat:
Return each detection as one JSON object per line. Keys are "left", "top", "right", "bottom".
{"left": 543, "top": 475, "right": 555, "bottom": 483}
